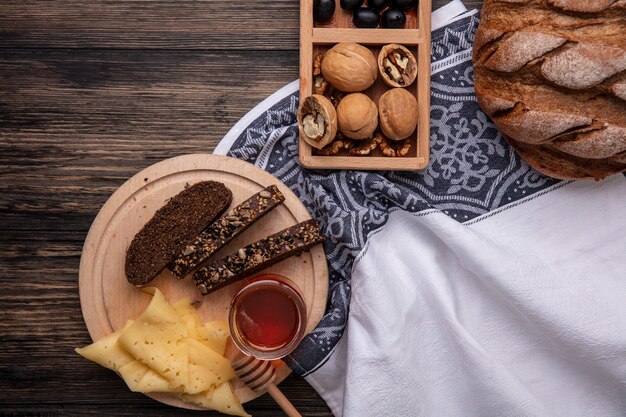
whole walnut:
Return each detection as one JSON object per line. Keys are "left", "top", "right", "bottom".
{"left": 378, "top": 88, "right": 418, "bottom": 140}
{"left": 322, "top": 43, "right": 378, "bottom": 92}
{"left": 337, "top": 93, "right": 378, "bottom": 140}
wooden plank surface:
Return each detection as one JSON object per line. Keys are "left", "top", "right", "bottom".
{"left": 0, "top": 0, "right": 301, "bottom": 49}
{"left": 0, "top": 0, "right": 482, "bottom": 49}
{"left": 0, "top": 0, "right": 482, "bottom": 415}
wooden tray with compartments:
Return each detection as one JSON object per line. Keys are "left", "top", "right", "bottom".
{"left": 298, "top": 0, "right": 431, "bottom": 170}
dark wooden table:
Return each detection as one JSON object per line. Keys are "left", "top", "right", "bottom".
{"left": 0, "top": 1, "right": 480, "bottom": 415}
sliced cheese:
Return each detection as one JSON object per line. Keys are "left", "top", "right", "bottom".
{"left": 185, "top": 336, "right": 236, "bottom": 394}
{"left": 76, "top": 289, "right": 247, "bottom": 415}
{"left": 173, "top": 298, "right": 204, "bottom": 340}
{"left": 187, "top": 363, "right": 222, "bottom": 394}
{"left": 187, "top": 338, "right": 235, "bottom": 382}
{"left": 172, "top": 298, "right": 203, "bottom": 328}
{"left": 75, "top": 320, "right": 134, "bottom": 372}
{"left": 186, "top": 318, "right": 199, "bottom": 340}
{"left": 118, "top": 360, "right": 150, "bottom": 392}
{"left": 119, "top": 360, "right": 173, "bottom": 393}
{"left": 181, "top": 383, "right": 250, "bottom": 417}
{"left": 139, "top": 367, "right": 172, "bottom": 393}
{"left": 196, "top": 320, "right": 229, "bottom": 355}
{"left": 118, "top": 288, "right": 189, "bottom": 389}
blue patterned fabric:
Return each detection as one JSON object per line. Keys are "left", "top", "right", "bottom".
{"left": 225, "top": 11, "right": 560, "bottom": 376}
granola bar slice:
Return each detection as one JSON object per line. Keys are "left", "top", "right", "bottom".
{"left": 168, "top": 185, "right": 285, "bottom": 278}
{"left": 193, "top": 219, "right": 324, "bottom": 295}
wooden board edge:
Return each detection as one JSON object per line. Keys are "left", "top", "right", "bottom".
{"left": 299, "top": 155, "right": 428, "bottom": 170}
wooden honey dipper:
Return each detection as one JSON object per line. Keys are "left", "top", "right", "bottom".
{"left": 227, "top": 342, "right": 303, "bottom": 417}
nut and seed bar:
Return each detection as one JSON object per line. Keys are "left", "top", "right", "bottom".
{"left": 193, "top": 219, "right": 324, "bottom": 295}
{"left": 168, "top": 185, "right": 285, "bottom": 278}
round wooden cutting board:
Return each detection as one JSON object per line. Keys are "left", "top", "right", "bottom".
{"left": 78, "top": 153, "right": 328, "bottom": 409}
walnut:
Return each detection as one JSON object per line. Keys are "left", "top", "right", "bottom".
{"left": 379, "top": 135, "right": 412, "bottom": 157}
{"left": 313, "top": 52, "right": 324, "bottom": 76}
{"left": 378, "top": 44, "right": 417, "bottom": 88}
{"left": 313, "top": 53, "right": 328, "bottom": 95}
{"left": 396, "top": 141, "right": 411, "bottom": 157}
{"left": 317, "top": 140, "right": 354, "bottom": 155}
{"left": 349, "top": 134, "right": 381, "bottom": 155}
{"left": 322, "top": 43, "right": 378, "bottom": 92}
{"left": 378, "top": 88, "right": 418, "bottom": 141}
{"left": 325, "top": 85, "right": 345, "bottom": 108}
{"left": 337, "top": 93, "right": 378, "bottom": 140}
{"left": 315, "top": 75, "right": 328, "bottom": 95}
{"left": 297, "top": 94, "right": 338, "bottom": 149}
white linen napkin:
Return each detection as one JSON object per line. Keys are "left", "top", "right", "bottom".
{"left": 308, "top": 175, "right": 626, "bottom": 416}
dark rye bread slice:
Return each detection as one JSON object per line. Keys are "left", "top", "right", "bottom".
{"left": 193, "top": 219, "right": 324, "bottom": 295}
{"left": 125, "top": 181, "right": 232, "bottom": 286}
{"left": 167, "top": 185, "right": 285, "bottom": 278}
{"left": 472, "top": 0, "right": 626, "bottom": 180}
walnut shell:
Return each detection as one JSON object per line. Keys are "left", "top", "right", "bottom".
{"left": 378, "top": 88, "right": 418, "bottom": 141}
{"left": 378, "top": 44, "right": 417, "bottom": 88}
{"left": 321, "top": 43, "right": 378, "bottom": 92}
{"left": 297, "top": 94, "right": 338, "bottom": 149}
{"left": 337, "top": 93, "right": 378, "bottom": 140}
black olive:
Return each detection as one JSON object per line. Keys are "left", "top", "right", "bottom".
{"left": 381, "top": 8, "right": 406, "bottom": 28}
{"left": 353, "top": 7, "right": 380, "bottom": 28}
{"left": 367, "top": 0, "right": 388, "bottom": 10}
{"left": 391, "top": 0, "right": 418, "bottom": 10}
{"left": 314, "top": 0, "right": 335, "bottom": 23}
{"left": 341, "top": 0, "right": 365, "bottom": 11}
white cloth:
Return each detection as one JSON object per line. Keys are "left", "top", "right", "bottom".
{"left": 307, "top": 176, "right": 626, "bottom": 416}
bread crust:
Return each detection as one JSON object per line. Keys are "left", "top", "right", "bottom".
{"left": 473, "top": 0, "right": 626, "bottom": 179}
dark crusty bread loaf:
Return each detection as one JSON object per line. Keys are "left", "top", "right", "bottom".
{"left": 125, "top": 181, "right": 232, "bottom": 286}
{"left": 473, "top": 0, "right": 626, "bottom": 179}
{"left": 193, "top": 219, "right": 324, "bottom": 295}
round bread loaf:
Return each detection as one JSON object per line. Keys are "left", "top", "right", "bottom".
{"left": 472, "top": 0, "right": 626, "bottom": 179}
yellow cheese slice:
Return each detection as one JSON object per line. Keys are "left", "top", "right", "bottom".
{"left": 139, "top": 367, "right": 172, "bottom": 393}
{"left": 186, "top": 363, "right": 222, "bottom": 394}
{"left": 118, "top": 289, "right": 189, "bottom": 389}
{"left": 76, "top": 289, "right": 244, "bottom": 415}
{"left": 180, "top": 383, "right": 250, "bottom": 417}
{"left": 180, "top": 386, "right": 215, "bottom": 409}
{"left": 118, "top": 360, "right": 149, "bottom": 392}
{"left": 75, "top": 320, "right": 134, "bottom": 372}
{"left": 187, "top": 338, "right": 235, "bottom": 382}
{"left": 196, "top": 320, "right": 229, "bottom": 355}
{"left": 186, "top": 318, "right": 199, "bottom": 340}
{"left": 173, "top": 298, "right": 203, "bottom": 340}
{"left": 118, "top": 360, "right": 172, "bottom": 393}
{"left": 172, "top": 298, "right": 203, "bottom": 328}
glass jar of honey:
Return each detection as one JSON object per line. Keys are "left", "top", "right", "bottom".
{"left": 228, "top": 274, "right": 307, "bottom": 360}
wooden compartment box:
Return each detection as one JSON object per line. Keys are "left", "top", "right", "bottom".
{"left": 299, "top": 0, "right": 431, "bottom": 171}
